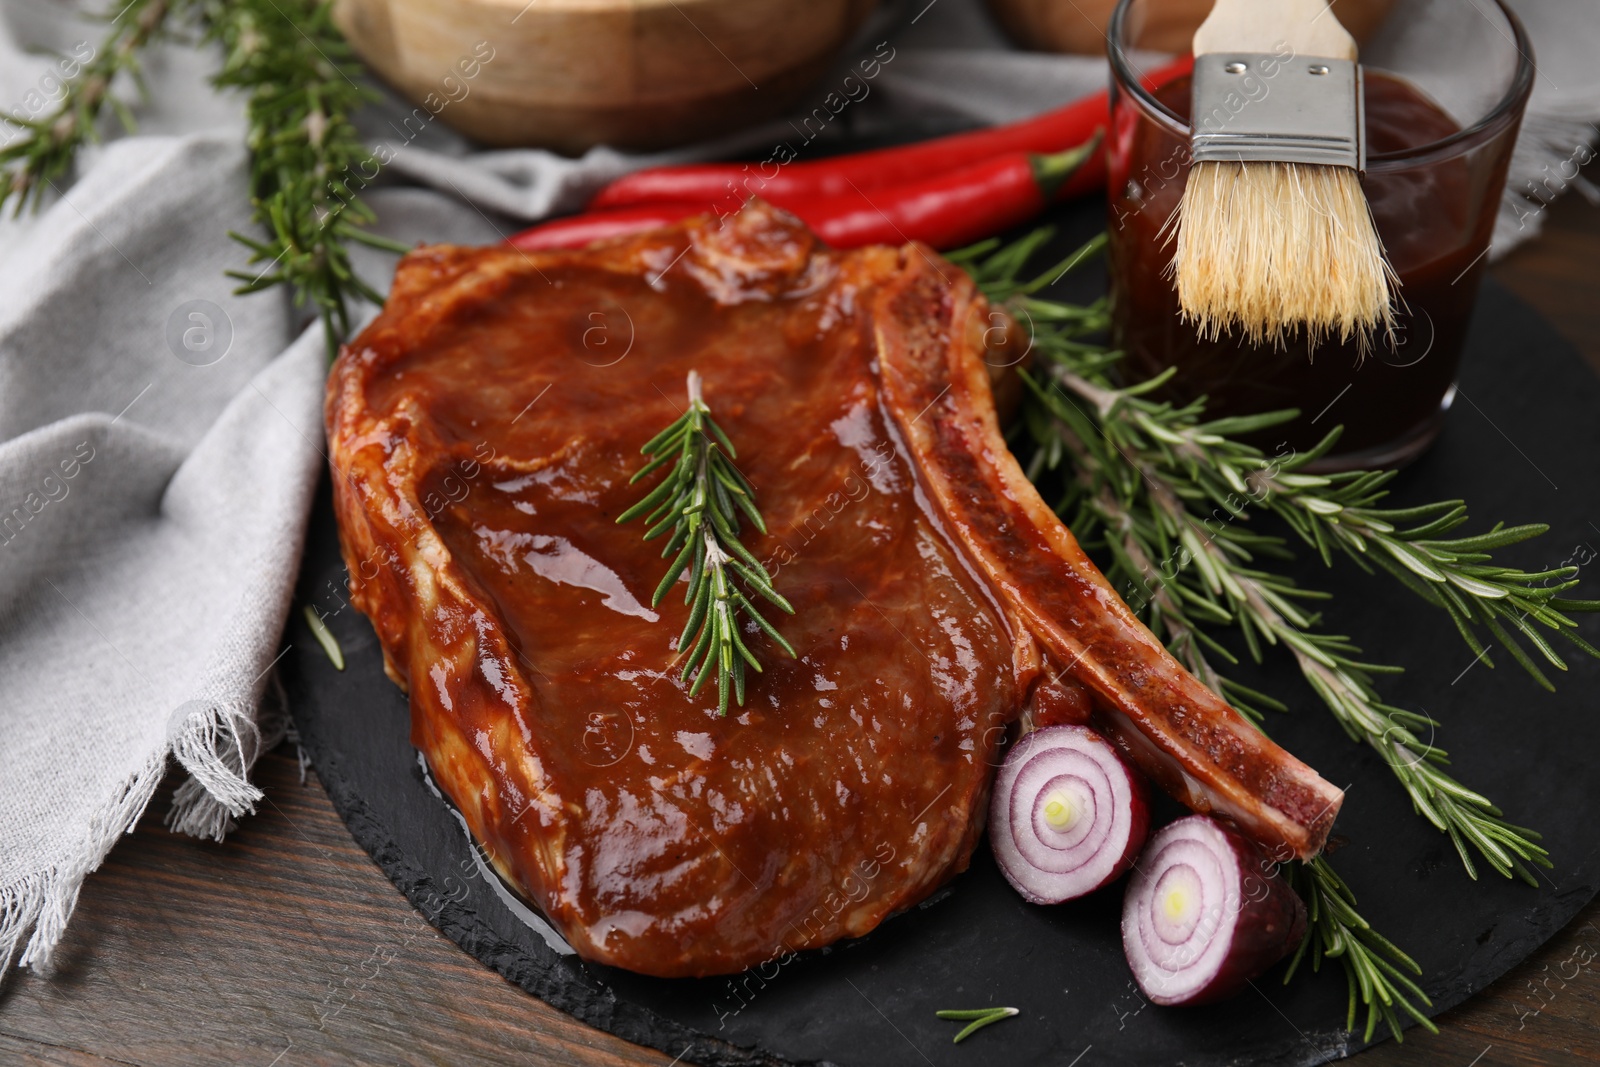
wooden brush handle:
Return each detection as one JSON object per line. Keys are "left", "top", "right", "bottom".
{"left": 1192, "top": 0, "right": 1357, "bottom": 60}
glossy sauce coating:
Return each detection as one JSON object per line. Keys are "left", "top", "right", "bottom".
{"left": 328, "top": 203, "right": 1342, "bottom": 978}
{"left": 327, "top": 204, "right": 1022, "bottom": 977}
{"left": 871, "top": 255, "right": 1342, "bottom": 858}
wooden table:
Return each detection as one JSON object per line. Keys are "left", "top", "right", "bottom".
{"left": 3, "top": 190, "right": 1597, "bottom": 1067}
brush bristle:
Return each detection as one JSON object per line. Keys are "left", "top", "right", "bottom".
{"left": 1169, "top": 161, "right": 1397, "bottom": 351}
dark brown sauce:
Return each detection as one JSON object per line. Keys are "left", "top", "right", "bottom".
{"left": 1108, "top": 70, "right": 1506, "bottom": 462}
{"left": 332, "top": 218, "right": 1023, "bottom": 976}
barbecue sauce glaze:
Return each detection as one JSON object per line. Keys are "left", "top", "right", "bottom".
{"left": 329, "top": 210, "right": 1025, "bottom": 976}
{"left": 328, "top": 204, "right": 1342, "bottom": 978}
{"left": 1109, "top": 71, "right": 1501, "bottom": 462}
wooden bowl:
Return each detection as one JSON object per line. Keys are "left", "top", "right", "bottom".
{"left": 986, "top": 0, "right": 1397, "bottom": 55}
{"left": 334, "top": 0, "right": 877, "bottom": 154}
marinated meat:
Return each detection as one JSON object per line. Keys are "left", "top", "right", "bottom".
{"left": 326, "top": 201, "right": 1342, "bottom": 979}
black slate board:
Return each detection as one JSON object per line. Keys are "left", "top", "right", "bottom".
{"left": 283, "top": 203, "right": 1600, "bottom": 1067}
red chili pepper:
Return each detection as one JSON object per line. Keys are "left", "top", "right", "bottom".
{"left": 509, "top": 137, "right": 1098, "bottom": 254}
{"left": 587, "top": 54, "right": 1194, "bottom": 212}
{"left": 800, "top": 136, "right": 1098, "bottom": 249}
{"left": 507, "top": 203, "right": 705, "bottom": 251}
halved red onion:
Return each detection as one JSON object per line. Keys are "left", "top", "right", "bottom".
{"left": 1122, "top": 815, "right": 1308, "bottom": 1006}
{"left": 989, "top": 724, "right": 1150, "bottom": 904}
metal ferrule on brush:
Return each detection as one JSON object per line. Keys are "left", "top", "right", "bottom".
{"left": 1189, "top": 54, "right": 1365, "bottom": 172}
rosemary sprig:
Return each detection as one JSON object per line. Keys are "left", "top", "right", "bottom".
{"left": 1045, "top": 431, "right": 1515, "bottom": 1041}
{"left": 935, "top": 1006, "right": 1019, "bottom": 1044}
{"left": 976, "top": 228, "right": 1576, "bottom": 883}
{"left": 1254, "top": 466, "right": 1600, "bottom": 691}
{"left": 1045, "top": 353, "right": 1600, "bottom": 691}
{"left": 956, "top": 227, "right": 1596, "bottom": 1039}
{"left": 203, "top": 0, "right": 409, "bottom": 349}
{"left": 1026, "top": 376, "right": 1553, "bottom": 885}
{"left": 1, "top": 0, "right": 403, "bottom": 349}
{"left": 618, "top": 372, "right": 795, "bottom": 716}
{"left": 1287, "top": 858, "right": 1436, "bottom": 1042}
{"left": 972, "top": 230, "right": 1600, "bottom": 688}
{"left": 0, "top": 0, "right": 177, "bottom": 214}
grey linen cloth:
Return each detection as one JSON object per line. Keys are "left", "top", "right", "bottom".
{"left": 0, "top": 0, "right": 1595, "bottom": 978}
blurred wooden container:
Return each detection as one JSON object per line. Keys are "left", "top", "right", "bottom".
{"left": 987, "top": 0, "right": 1397, "bottom": 55}
{"left": 333, "top": 0, "right": 877, "bottom": 154}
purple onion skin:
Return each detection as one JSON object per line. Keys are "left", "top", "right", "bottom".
{"left": 1104, "top": 756, "right": 1150, "bottom": 891}
{"left": 1123, "top": 816, "right": 1308, "bottom": 1007}
{"left": 990, "top": 725, "right": 1151, "bottom": 905}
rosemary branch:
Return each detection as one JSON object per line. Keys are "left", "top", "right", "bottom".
{"left": 1253, "top": 466, "right": 1600, "bottom": 691}
{"left": 1288, "top": 857, "right": 1436, "bottom": 1042}
{"left": 2, "top": 0, "right": 403, "bottom": 349}
{"left": 957, "top": 226, "right": 1596, "bottom": 1039}
{"left": 1052, "top": 352, "right": 1600, "bottom": 691}
{"left": 0, "top": 0, "right": 176, "bottom": 214}
{"left": 1028, "top": 380, "right": 1553, "bottom": 885}
{"left": 618, "top": 372, "right": 796, "bottom": 716}
{"left": 203, "top": 0, "right": 409, "bottom": 349}
{"left": 986, "top": 229, "right": 1577, "bottom": 881}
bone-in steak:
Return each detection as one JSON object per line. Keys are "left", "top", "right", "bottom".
{"left": 327, "top": 201, "right": 1342, "bottom": 979}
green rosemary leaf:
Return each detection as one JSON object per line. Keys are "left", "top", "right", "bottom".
{"left": 729, "top": 620, "right": 761, "bottom": 670}
{"left": 1286, "top": 858, "right": 1436, "bottom": 1043}
{"left": 1198, "top": 410, "right": 1301, "bottom": 437}
{"left": 618, "top": 473, "right": 678, "bottom": 524}
{"left": 653, "top": 540, "right": 695, "bottom": 609}
{"left": 936, "top": 1006, "right": 1019, "bottom": 1044}
{"left": 746, "top": 606, "right": 798, "bottom": 657}
{"left": 955, "top": 227, "right": 1598, "bottom": 1041}
{"left": 1552, "top": 625, "right": 1600, "bottom": 660}
{"left": 302, "top": 604, "right": 345, "bottom": 671}
{"left": 677, "top": 569, "right": 712, "bottom": 649}
{"left": 620, "top": 372, "right": 796, "bottom": 715}
{"left": 705, "top": 416, "right": 739, "bottom": 458}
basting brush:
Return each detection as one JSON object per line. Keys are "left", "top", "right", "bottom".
{"left": 1170, "top": 0, "right": 1396, "bottom": 350}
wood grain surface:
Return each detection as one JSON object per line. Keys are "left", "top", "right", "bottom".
{"left": 1, "top": 184, "right": 1596, "bottom": 1067}
{"left": 331, "top": 0, "right": 877, "bottom": 152}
